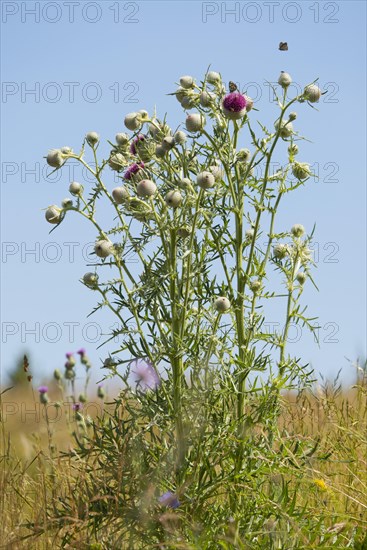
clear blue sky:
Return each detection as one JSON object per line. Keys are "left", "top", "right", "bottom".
{"left": 1, "top": 1, "right": 366, "bottom": 386}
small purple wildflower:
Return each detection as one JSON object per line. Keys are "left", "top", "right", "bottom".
{"left": 130, "top": 134, "right": 145, "bottom": 155}
{"left": 38, "top": 386, "right": 48, "bottom": 394}
{"left": 131, "top": 359, "right": 160, "bottom": 391}
{"left": 158, "top": 491, "right": 180, "bottom": 509}
{"left": 222, "top": 92, "right": 247, "bottom": 120}
{"left": 77, "top": 348, "right": 86, "bottom": 358}
{"left": 123, "top": 162, "right": 144, "bottom": 181}
{"left": 72, "top": 402, "right": 82, "bottom": 411}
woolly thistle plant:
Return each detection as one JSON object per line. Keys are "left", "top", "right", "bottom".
{"left": 42, "top": 71, "right": 325, "bottom": 543}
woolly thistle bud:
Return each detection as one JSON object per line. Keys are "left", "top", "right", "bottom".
{"left": 179, "top": 75, "right": 194, "bottom": 89}
{"left": 79, "top": 393, "right": 87, "bottom": 403}
{"left": 296, "top": 272, "right": 307, "bottom": 285}
{"left": 186, "top": 113, "right": 205, "bottom": 133}
{"left": 116, "top": 133, "right": 129, "bottom": 146}
{"left": 273, "top": 243, "right": 287, "bottom": 259}
{"left": 137, "top": 179, "right": 157, "bottom": 197}
{"left": 199, "top": 91, "right": 214, "bottom": 107}
{"left": 109, "top": 153, "right": 126, "bottom": 171}
{"left": 40, "top": 392, "right": 49, "bottom": 405}
{"left": 161, "top": 136, "right": 175, "bottom": 152}
{"left": 237, "top": 149, "right": 251, "bottom": 162}
{"left": 181, "top": 96, "right": 197, "bottom": 110}
{"left": 304, "top": 84, "right": 322, "bottom": 103}
{"left": 214, "top": 296, "right": 231, "bottom": 313}
{"left": 222, "top": 92, "right": 247, "bottom": 120}
{"left": 165, "top": 190, "right": 182, "bottom": 208}
{"left": 54, "top": 369, "right": 62, "bottom": 381}
{"left": 175, "top": 87, "right": 186, "bottom": 104}
{"left": 112, "top": 186, "right": 129, "bottom": 204}
{"left": 124, "top": 112, "right": 140, "bottom": 131}
{"left": 207, "top": 71, "right": 221, "bottom": 84}
{"left": 138, "top": 109, "right": 149, "bottom": 120}
{"left": 86, "top": 131, "right": 99, "bottom": 146}
{"left": 61, "top": 198, "right": 73, "bottom": 209}
{"left": 245, "top": 228, "right": 255, "bottom": 240}
{"left": 288, "top": 112, "right": 297, "bottom": 121}
{"left": 46, "top": 149, "right": 64, "bottom": 168}
{"left": 245, "top": 96, "right": 254, "bottom": 112}
{"left": 209, "top": 164, "right": 224, "bottom": 181}
{"left": 83, "top": 272, "right": 99, "bottom": 288}
{"left": 69, "top": 181, "right": 83, "bottom": 195}
{"left": 97, "top": 385, "right": 105, "bottom": 399}
{"left": 174, "top": 130, "right": 187, "bottom": 145}
{"left": 60, "top": 146, "right": 72, "bottom": 154}
{"left": 45, "top": 205, "right": 62, "bottom": 224}
{"left": 197, "top": 171, "right": 215, "bottom": 189}
{"left": 288, "top": 144, "right": 299, "bottom": 157}
{"left": 250, "top": 279, "right": 262, "bottom": 293}
{"left": 177, "top": 225, "right": 191, "bottom": 238}
{"left": 178, "top": 177, "right": 191, "bottom": 189}
{"left": 292, "top": 162, "right": 311, "bottom": 180}
{"left": 291, "top": 224, "right": 305, "bottom": 238}
{"left": 155, "top": 145, "right": 166, "bottom": 158}
{"left": 278, "top": 71, "right": 292, "bottom": 88}
{"left": 274, "top": 119, "right": 293, "bottom": 139}
{"left": 94, "top": 239, "right": 113, "bottom": 258}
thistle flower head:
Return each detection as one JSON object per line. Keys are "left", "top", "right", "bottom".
{"left": 45, "top": 205, "right": 62, "bottom": 225}
{"left": 46, "top": 149, "right": 64, "bottom": 169}
{"left": 136, "top": 179, "right": 157, "bottom": 198}
{"left": 123, "top": 162, "right": 144, "bottom": 181}
{"left": 304, "top": 84, "right": 322, "bottom": 103}
{"left": 131, "top": 359, "right": 160, "bottom": 391}
{"left": 86, "top": 131, "right": 99, "bottom": 147}
{"left": 165, "top": 190, "right": 182, "bottom": 208}
{"left": 112, "top": 186, "right": 129, "bottom": 204}
{"left": 185, "top": 113, "right": 205, "bottom": 133}
{"left": 278, "top": 71, "right": 292, "bottom": 88}
{"left": 292, "top": 162, "right": 311, "bottom": 180}
{"left": 94, "top": 239, "right": 114, "bottom": 259}
{"left": 130, "top": 134, "right": 145, "bottom": 155}
{"left": 179, "top": 75, "right": 194, "bottom": 89}
{"left": 174, "top": 130, "right": 187, "bottom": 145}
{"left": 69, "top": 181, "right": 83, "bottom": 196}
{"left": 222, "top": 92, "right": 247, "bottom": 120}
{"left": 214, "top": 296, "right": 231, "bottom": 313}
{"left": 207, "top": 71, "right": 221, "bottom": 84}
{"left": 38, "top": 386, "right": 48, "bottom": 394}
{"left": 124, "top": 112, "right": 141, "bottom": 131}
{"left": 291, "top": 224, "right": 305, "bottom": 238}
{"left": 83, "top": 272, "right": 99, "bottom": 288}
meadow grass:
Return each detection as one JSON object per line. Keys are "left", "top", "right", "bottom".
{"left": 1, "top": 372, "right": 366, "bottom": 549}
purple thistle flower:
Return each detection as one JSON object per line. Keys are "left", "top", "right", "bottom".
{"left": 130, "top": 134, "right": 145, "bottom": 155}
{"left": 131, "top": 359, "right": 160, "bottom": 391}
{"left": 38, "top": 386, "right": 48, "bottom": 394}
{"left": 158, "top": 491, "right": 180, "bottom": 509}
{"left": 222, "top": 92, "right": 247, "bottom": 120}
{"left": 72, "top": 402, "right": 82, "bottom": 411}
{"left": 123, "top": 162, "right": 144, "bottom": 181}
{"left": 77, "top": 348, "right": 86, "bottom": 357}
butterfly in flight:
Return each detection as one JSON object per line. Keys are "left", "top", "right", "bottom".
{"left": 279, "top": 42, "right": 288, "bottom": 51}
{"left": 229, "top": 81, "right": 238, "bottom": 92}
